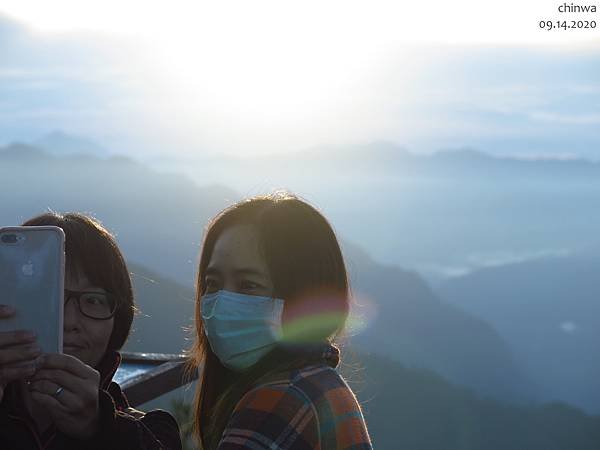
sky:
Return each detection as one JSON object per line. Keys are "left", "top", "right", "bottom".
{"left": 0, "top": 1, "right": 599, "bottom": 159}
{"left": 3, "top": 0, "right": 599, "bottom": 44}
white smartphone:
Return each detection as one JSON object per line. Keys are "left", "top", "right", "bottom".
{"left": 0, "top": 226, "right": 65, "bottom": 353}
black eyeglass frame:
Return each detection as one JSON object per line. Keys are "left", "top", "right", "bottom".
{"left": 64, "top": 289, "right": 118, "bottom": 320}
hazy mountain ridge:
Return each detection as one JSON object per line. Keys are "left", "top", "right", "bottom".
{"left": 1, "top": 141, "right": 594, "bottom": 411}
{"left": 33, "top": 131, "right": 110, "bottom": 157}
{"left": 1, "top": 143, "right": 54, "bottom": 161}
{"left": 125, "top": 262, "right": 195, "bottom": 355}
{"left": 0, "top": 142, "right": 237, "bottom": 285}
{"left": 343, "top": 242, "right": 535, "bottom": 402}
{"left": 161, "top": 140, "right": 600, "bottom": 282}
{"left": 437, "top": 253, "right": 600, "bottom": 413}
{"left": 11, "top": 131, "right": 600, "bottom": 173}
{"left": 345, "top": 352, "right": 600, "bottom": 450}
{"left": 169, "top": 350, "right": 600, "bottom": 450}
{"left": 200, "top": 142, "right": 600, "bottom": 180}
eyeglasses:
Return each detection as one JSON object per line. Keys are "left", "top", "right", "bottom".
{"left": 64, "top": 289, "right": 117, "bottom": 320}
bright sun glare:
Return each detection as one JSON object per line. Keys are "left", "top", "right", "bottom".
{"left": 2, "top": 0, "right": 598, "bottom": 153}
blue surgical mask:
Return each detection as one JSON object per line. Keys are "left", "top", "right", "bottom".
{"left": 201, "top": 290, "right": 284, "bottom": 371}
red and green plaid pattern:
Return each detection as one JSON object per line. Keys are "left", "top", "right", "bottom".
{"left": 218, "top": 364, "right": 372, "bottom": 449}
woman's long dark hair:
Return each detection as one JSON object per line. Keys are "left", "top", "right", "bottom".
{"left": 22, "top": 212, "right": 134, "bottom": 352}
{"left": 188, "top": 193, "right": 350, "bottom": 449}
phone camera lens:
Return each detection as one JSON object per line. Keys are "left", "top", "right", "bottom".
{"left": 1, "top": 234, "right": 18, "bottom": 244}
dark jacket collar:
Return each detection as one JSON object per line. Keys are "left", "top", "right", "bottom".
{"left": 322, "top": 343, "right": 341, "bottom": 368}
{"left": 96, "top": 350, "right": 122, "bottom": 390}
{"left": 277, "top": 341, "right": 340, "bottom": 368}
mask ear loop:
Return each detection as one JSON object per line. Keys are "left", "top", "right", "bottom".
{"left": 270, "top": 299, "right": 285, "bottom": 340}
{"left": 201, "top": 293, "right": 219, "bottom": 319}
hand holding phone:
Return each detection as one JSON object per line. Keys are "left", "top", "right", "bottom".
{"left": 0, "top": 304, "right": 42, "bottom": 402}
{"left": 0, "top": 226, "right": 64, "bottom": 357}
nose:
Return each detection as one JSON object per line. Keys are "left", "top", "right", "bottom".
{"left": 63, "top": 296, "right": 82, "bottom": 332}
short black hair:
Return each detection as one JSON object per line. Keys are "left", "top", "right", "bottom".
{"left": 22, "top": 212, "right": 134, "bottom": 352}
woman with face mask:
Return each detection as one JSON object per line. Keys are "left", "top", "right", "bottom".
{"left": 0, "top": 213, "right": 182, "bottom": 450}
{"left": 188, "top": 193, "right": 372, "bottom": 449}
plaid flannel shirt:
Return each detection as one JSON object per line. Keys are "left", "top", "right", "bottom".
{"left": 217, "top": 346, "right": 372, "bottom": 450}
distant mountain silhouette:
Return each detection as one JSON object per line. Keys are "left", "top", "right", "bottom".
{"left": 172, "top": 140, "right": 600, "bottom": 284}
{"left": 342, "top": 351, "right": 600, "bottom": 450}
{"left": 125, "top": 262, "right": 195, "bottom": 354}
{"left": 0, "top": 142, "right": 591, "bottom": 410}
{"left": 206, "top": 142, "right": 600, "bottom": 179}
{"left": 33, "top": 130, "right": 110, "bottom": 157}
{"left": 0, "top": 143, "right": 51, "bottom": 161}
{"left": 437, "top": 253, "right": 600, "bottom": 413}
{"left": 343, "top": 242, "right": 535, "bottom": 403}
{"left": 0, "top": 143, "right": 237, "bottom": 285}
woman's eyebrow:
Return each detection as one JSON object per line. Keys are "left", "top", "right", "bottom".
{"left": 205, "top": 266, "right": 268, "bottom": 279}
{"left": 79, "top": 287, "right": 107, "bottom": 293}
{"left": 233, "top": 268, "right": 268, "bottom": 278}
{"left": 205, "top": 267, "right": 220, "bottom": 276}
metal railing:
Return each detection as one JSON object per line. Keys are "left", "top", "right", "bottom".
{"left": 117, "top": 352, "right": 198, "bottom": 406}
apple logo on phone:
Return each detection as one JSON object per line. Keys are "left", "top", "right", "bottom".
{"left": 22, "top": 261, "right": 34, "bottom": 277}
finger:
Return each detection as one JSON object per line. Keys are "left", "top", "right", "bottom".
{"left": 30, "top": 368, "right": 90, "bottom": 396}
{"left": 0, "top": 362, "right": 37, "bottom": 383}
{"left": 29, "top": 380, "right": 79, "bottom": 410}
{"left": 36, "top": 354, "right": 95, "bottom": 379}
{"left": 0, "top": 330, "right": 37, "bottom": 349}
{"left": 0, "top": 305, "right": 15, "bottom": 318}
{"left": 30, "top": 389, "right": 69, "bottom": 415}
{"left": 0, "top": 344, "right": 41, "bottom": 365}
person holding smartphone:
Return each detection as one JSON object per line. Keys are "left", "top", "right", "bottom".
{"left": 188, "top": 193, "right": 372, "bottom": 449}
{"left": 0, "top": 213, "right": 181, "bottom": 450}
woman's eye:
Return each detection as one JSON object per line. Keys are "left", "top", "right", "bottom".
{"left": 240, "top": 280, "right": 260, "bottom": 291}
{"left": 204, "top": 278, "right": 219, "bottom": 293}
{"left": 84, "top": 295, "right": 108, "bottom": 306}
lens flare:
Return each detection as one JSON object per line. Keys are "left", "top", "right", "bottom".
{"left": 346, "top": 292, "right": 379, "bottom": 337}
{"left": 280, "top": 289, "right": 379, "bottom": 342}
